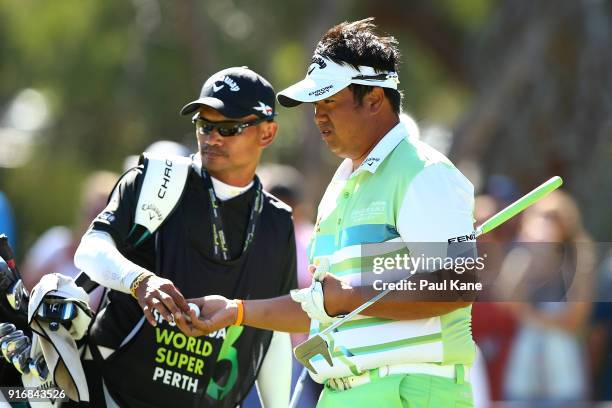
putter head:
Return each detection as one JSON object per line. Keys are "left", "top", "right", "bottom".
{"left": 293, "top": 334, "right": 333, "bottom": 374}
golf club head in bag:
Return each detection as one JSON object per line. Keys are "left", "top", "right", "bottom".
{"left": 37, "top": 300, "right": 79, "bottom": 331}
{"left": 29, "top": 352, "right": 50, "bottom": 382}
{"left": 0, "top": 235, "right": 19, "bottom": 278}
{"left": 0, "top": 322, "right": 16, "bottom": 338}
{"left": 0, "top": 235, "right": 29, "bottom": 314}
{"left": 0, "top": 257, "right": 18, "bottom": 292}
{"left": 1, "top": 330, "right": 29, "bottom": 361}
{"left": 0, "top": 255, "right": 27, "bottom": 311}
{"left": 12, "top": 344, "right": 31, "bottom": 374}
{"left": 6, "top": 279, "right": 28, "bottom": 312}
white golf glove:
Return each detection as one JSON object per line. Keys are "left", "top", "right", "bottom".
{"left": 290, "top": 258, "right": 340, "bottom": 324}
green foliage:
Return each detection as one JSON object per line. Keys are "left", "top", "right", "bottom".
{"left": 0, "top": 1, "right": 529, "bottom": 253}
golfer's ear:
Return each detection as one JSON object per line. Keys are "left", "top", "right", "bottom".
{"left": 259, "top": 121, "right": 278, "bottom": 148}
{"left": 364, "top": 87, "right": 385, "bottom": 115}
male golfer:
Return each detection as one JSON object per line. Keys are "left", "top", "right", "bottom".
{"left": 181, "top": 19, "right": 476, "bottom": 407}
{"left": 74, "top": 67, "right": 296, "bottom": 407}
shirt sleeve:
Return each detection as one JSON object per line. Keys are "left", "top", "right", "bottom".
{"left": 280, "top": 222, "right": 299, "bottom": 294}
{"left": 397, "top": 163, "right": 475, "bottom": 270}
{"left": 255, "top": 331, "right": 292, "bottom": 407}
{"left": 90, "top": 167, "right": 143, "bottom": 250}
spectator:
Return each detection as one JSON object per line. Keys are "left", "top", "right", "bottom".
{"left": 503, "top": 190, "right": 595, "bottom": 404}
{"left": 588, "top": 249, "right": 612, "bottom": 400}
{"left": 471, "top": 194, "right": 516, "bottom": 404}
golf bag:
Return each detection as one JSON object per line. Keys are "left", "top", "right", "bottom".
{"left": 0, "top": 153, "right": 191, "bottom": 406}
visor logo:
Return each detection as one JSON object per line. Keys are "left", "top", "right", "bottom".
{"left": 307, "top": 56, "right": 327, "bottom": 75}
{"left": 308, "top": 84, "right": 334, "bottom": 97}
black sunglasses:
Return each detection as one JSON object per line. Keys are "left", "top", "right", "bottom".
{"left": 192, "top": 116, "right": 269, "bottom": 137}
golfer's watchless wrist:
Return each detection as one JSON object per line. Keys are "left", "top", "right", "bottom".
{"left": 325, "top": 283, "right": 356, "bottom": 317}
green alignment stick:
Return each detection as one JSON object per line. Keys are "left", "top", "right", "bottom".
{"left": 294, "top": 176, "right": 564, "bottom": 374}
{"left": 476, "top": 176, "right": 563, "bottom": 236}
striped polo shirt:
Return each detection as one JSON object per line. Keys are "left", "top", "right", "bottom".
{"left": 308, "top": 121, "right": 476, "bottom": 381}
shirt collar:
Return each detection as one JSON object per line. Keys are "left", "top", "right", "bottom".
{"left": 333, "top": 121, "right": 407, "bottom": 181}
{"left": 356, "top": 121, "right": 407, "bottom": 174}
{"left": 192, "top": 155, "right": 254, "bottom": 201}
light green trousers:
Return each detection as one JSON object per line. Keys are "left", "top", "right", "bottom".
{"left": 317, "top": 373, "right": 473, "bottom": 408}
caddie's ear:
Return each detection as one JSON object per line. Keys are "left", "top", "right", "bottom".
{"left": 258, "top": 121, "right": 278, "bottom": 148}
{"left": 363, "top": 87, "right": 385, "bottom": 115}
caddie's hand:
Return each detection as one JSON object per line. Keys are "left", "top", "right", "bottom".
{"left": 135, "top": 275, "right": 190, "bottom": 327}
{"left": 175, "top": 296, "right": 238, "bottom": 337}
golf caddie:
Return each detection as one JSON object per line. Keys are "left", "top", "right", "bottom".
{"left": 74, "top": 67, "right": 296, "bottom": 407}
{"left": 179, "top": 18, "right": 478, "bottom": 407}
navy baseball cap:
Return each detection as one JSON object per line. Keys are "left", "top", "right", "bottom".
{"left": 180, "top": 66, "right": 276, "bottom": 120}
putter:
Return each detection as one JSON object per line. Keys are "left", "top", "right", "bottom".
{"left": 294, "top": 176, "right": 563, "bottom": 373}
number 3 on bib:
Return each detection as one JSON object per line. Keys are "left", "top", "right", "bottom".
{"left": 206, "top": 326, "right": 243, "bottom": 400}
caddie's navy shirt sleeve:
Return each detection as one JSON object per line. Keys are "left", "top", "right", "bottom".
{"left": 281, "top": 222, "right": 299, "bottom": 294}
{"left": 89, "top": 166, "right": 143, "bottom": 252}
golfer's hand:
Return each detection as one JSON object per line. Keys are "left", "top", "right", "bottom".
{"left": 135, "top": 275, "right": 190, "bottom": 327}
{"left": 321, "top": 273, "right": 353, "bottom": 317}
{"left": 290, "top": 263, "right": 351, "bottom": 322}
{"left": 176, "top": 296, "right": 238, "bottom": 337}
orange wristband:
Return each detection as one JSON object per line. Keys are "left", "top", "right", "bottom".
{"left": 234, "top": 299, "right": 244, "bottom": 326}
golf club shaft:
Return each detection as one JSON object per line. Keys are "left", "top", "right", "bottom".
{"left": 288, "top": 367, "right": 309, "bottom": 408}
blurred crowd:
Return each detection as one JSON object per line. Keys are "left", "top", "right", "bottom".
{"left": 471, "top": 175, "right": 610, "bottom": 407}
{"left": 1, "top": 144, "right": 612, "bottom": 407}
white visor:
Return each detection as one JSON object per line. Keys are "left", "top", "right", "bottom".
{"left": 277, "top": 54, "right": 399, "bottom": 107}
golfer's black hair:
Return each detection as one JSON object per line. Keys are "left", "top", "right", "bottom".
{"left": 314, "top": 17, "right": 402, "bottom": 114}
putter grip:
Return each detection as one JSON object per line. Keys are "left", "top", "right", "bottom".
{"left": 478, "top": 176, "right": 563, "bottom": 235}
